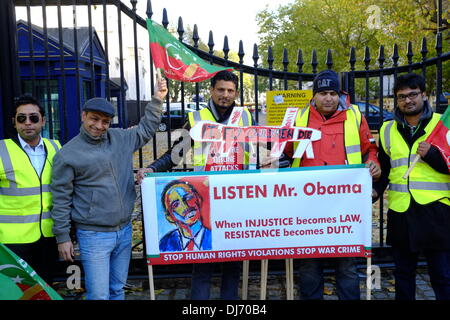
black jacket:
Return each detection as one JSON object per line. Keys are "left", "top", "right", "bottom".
{"left": 149, "top": 100, "right": 257, "bottom": 172}
{"left": 148, "top": 100, "right": 291, "bottom": 172}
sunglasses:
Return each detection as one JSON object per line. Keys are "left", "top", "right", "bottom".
{"left": 16, "top": 114, "right": 41, "bottom": 124}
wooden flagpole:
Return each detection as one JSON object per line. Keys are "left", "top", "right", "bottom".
{"left": 156, "top": 68, "right": 162, "bottom": 80}
{"left": 285, "top": 258, "right": 294, "bottom": 300}
{"left": 148, "top": 264, "right": 155, "bottom": 300}
{"left": 289, "top": 259, "right": 294, "bottom": 299}
{"left": 242, "top": 260, "right": 249, "bottom": 299}
{"left": 260, "top": 259, "right": 268, "bottom": 299}
{"left": 366, "top": 257, "right": 372, "bottom": 300}
{"left": 290, "top": 258, "right": 294, "bottom": 299}
{"left": 285, "top": 259, "right": 289, "bottom": 300}
{"left": 402, "top": 154, "right": 421, "bottom": 179}
{"left": 140, "top": 178, "right": 155, "bottom": 301}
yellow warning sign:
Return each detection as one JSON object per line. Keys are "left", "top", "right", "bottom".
{"left": 266, "top": 90, "right": 312, "bottom": 126}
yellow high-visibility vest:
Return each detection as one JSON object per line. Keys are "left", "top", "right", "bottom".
{"left": 380, "top": 114, "right": 450, "bottom": 212}
{"left": 292, "top": 105, "right": 362, "bottom": 167}
{"left": 0, "top": 138, "right": 61, "bottom": 243}
{"left": 188, "top": 107, "right": 252, "bottom": 171}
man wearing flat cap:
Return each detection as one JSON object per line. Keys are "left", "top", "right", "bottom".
{"left": 50, "top": 78, "right": 167, "bottom": 300}
{"left": 284, "top": 70, "right": 381, "bottom": 300}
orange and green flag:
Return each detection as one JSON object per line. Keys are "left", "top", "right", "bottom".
{"left": 0, "top": 243, "right": 62, "bottom": 300}
{"left": 146, "top": 19, "right": 233, "bottom": 82}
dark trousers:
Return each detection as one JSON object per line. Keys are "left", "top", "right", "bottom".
{"left": 5, "top": 236, "right": 58, "bottom": 285}
{"left": 392, "top": 247, "right": 450, "bottom": 300}
{"left": 298, "top": 257, "right": 361, "bottom": 300}
{"left": 191, "top": 261, "right": 241, "bottom": 300}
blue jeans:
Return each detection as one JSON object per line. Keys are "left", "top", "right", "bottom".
{"left": 191, "top": 262, "right": 241, "bottom": 300}
{"left": 298, "top": 258, "right": 360, "bottom": 300}
{"left": 392, "top": 247, "right": 450, "bottom": 300}
{"left": 76, "top": 222, "right": 132, "bottom": 300}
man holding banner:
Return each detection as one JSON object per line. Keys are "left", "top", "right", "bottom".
{"left": 373, "top": 73, "right": 450, "bottom": 300}
{"left": 138, "top": 71, "right": 255, "bottom": 300}
{"left": 285, "top": 70, "right": 381, "bottom": 300}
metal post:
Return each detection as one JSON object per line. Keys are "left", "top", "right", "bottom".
{"left": 435, "top": 0, "right": 444, "bottom": 113}
{"left": 437, "top": 0, "right": 443, "bottom": 33}
{"left": 0, "top": 0, "right": 21, "bottom": 139}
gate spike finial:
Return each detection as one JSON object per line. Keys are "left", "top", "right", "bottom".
{"left": 349, "top": 47, "right": 356, "bottom": 71}
{"left": 267, "top": 46, "right": 274, "bottom": 70}
{"left": 238, "top": 40, "right": 245, "bottom": 64}
{"left": 130, "top": 0, "right": 137, "bottom": 10}
{"left": 406, "top": 41, "right": 413, "bottom": 65}
{"left": 421, "top": 37, "right": 428, "bottom": 60}
{"left": 146, "top": 0, "right": 153, "bottom": 19}
{"left": 223, "top": 36, "right": 230, "bottom": 60}
{"left": 208, "top": 31, "right": 214, "bottom": 55}
{"left": 378, "top": 45, "right": 385, "bottom": 68}
{"left": 162, "top": 8, "right": 169, "bottom": 28}
{"left": 311, "top": 49, "right": 318, "bottom": 74}
{"left": 364, "top": 46, "right": 371, "bottom": 70}
{"left": 283, "top": 48, "right": 289, "bottom": 71}
{"left": 297, "top": 49, "right": 304, "bottom": 73}
{"left": 392, "top": 43, "right": 399, "bottom": 67}
{"left": 253, "top": 44, "right": 259, "bottom": 67}
{"left": 326, "top": 49, "right": 333, "bottom": 69}
{"left": 177, "top": 16, "right": 184, "bottom": 41}
{"left": 192, "top": 24, "right": 199, "bottom": 48}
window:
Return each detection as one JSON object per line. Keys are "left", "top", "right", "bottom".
{"left": 21, "top": 80, "right": 60, "bottom": 140}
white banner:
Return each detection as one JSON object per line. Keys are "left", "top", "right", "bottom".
{"left": 142, "top": 165, "right": 372, "bottom": 265}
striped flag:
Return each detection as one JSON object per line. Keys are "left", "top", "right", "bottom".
{"left": 427, "top": 106, "right": 450, "bottom": 172}
{"left": 146, "top": 19, "right": 233, "bottom": 82}
{"left": 0, "top": 243, "right": 62, "bottom": 300}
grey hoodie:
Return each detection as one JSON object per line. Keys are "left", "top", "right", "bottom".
{"left": 50, "top": 97, "right": 162, "bottom": 243}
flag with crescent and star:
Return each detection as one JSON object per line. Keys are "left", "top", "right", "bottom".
{"left": 0, "top": 243, "right": 62, "bottom": 300}
{"left": 147, "top": 19, "right": 233, "bottom": 82}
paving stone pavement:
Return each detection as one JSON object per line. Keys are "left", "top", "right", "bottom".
{"left": 121, "top": 266, "right": 435, "bottom": 301}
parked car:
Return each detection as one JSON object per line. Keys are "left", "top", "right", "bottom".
{"left": 354, "top": 102, "right": 394, "bottom": 130}
{"left": 158, "top": 103, "right": 197, "bottom": 132}
{"left": 186, "top": 102, "right": 207, "bottom": 110}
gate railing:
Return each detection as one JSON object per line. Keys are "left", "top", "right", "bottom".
{"left": 5, "top": 0, "right": 450, "bottom": 252}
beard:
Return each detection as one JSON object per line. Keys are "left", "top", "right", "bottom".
{"left": 215, "top": 104, "right": 231, "bottom": 112}
{"left": 401, "top": 103, "right": 423, "bottom": 116}
{"left": 214, "top": 96, "right": 235, "bottom": 108}
{"left": 19, "top": 128, "right": 41, "bottom": 144}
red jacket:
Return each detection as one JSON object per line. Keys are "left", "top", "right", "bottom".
{"left": 285, "top": 103, "right": 379, "bottom": 167}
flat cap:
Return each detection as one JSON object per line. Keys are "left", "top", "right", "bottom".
{"left": 82, "top": 97, "right": 115, "bottom": 117}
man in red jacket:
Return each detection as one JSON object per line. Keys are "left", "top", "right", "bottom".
{"left": 285, "top": 70, "right": 381, "bottom": 300}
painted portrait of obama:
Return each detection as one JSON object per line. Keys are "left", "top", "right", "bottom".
{"left": 159, "top": 178, "right": 212, "bottom": 252}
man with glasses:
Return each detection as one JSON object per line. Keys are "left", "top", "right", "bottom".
{"left": 0, "top": 95, "right": 61, "bottom": 285}
{"left": 373, "top": 73, "right": 450, "bottom": 300}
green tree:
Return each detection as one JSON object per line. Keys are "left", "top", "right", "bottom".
{"left": 256, "top": 0, "right": 449, "bottom": 94}
{"left": 256, "top": 0, "right": 382, "bottom": 73}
